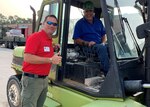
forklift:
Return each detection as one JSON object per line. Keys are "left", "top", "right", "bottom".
{"left": 6, "top": 0, "right": 150, "bottom": 107}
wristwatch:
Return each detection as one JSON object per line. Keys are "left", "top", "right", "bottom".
{"left": 49, "top": 58, "right": 53, "bottom": 63}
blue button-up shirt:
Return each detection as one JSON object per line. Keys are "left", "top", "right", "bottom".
{"left": 73, "top": 17, "right": 106, "bottom": 44}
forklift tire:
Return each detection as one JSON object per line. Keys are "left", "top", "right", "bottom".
{"left": 8, "top": 42, "right": 13, "bottom": 49}
{"left": 4, "top": 42, "right": 8, "bottom": 48}
{"left": 7, "top": 75, "right": 22, "bottom": 107}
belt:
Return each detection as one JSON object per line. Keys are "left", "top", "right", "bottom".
{"left": 23, "top": 72, "right": 48, "bottom": 79}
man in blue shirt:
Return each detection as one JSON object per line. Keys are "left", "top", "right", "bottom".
{"left": 73, "top": 1, "right": 109, "bottom": 76}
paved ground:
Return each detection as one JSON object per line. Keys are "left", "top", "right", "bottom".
{"left": 0, "top": 47, "right": 15, "bottom": 107}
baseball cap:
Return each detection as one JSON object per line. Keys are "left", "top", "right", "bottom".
{"left": 83, "top": 1, "right": 94, "bottom": 10}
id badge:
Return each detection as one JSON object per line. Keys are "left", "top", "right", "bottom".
{"left": 44, "top": 47, "right": 50, "bottom": 52}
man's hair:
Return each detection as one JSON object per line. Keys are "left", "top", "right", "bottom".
{"left": 44, "top": 15, "right": 58, "bottom": 22}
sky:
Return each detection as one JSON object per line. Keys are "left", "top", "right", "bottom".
{"left": 0, "top": 0, "right": 42, "bottom": 19}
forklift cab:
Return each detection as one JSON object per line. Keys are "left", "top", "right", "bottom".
{"left": 35, "top": 0, "right": 146, "bottom": 98}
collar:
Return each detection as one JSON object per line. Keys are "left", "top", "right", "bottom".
{"left": 41, "top": 30, "right": 52, "bottom": 40}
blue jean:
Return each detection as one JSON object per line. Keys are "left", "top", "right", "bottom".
{"left": 82, "top": 44, "right": 109, "bottom": 75}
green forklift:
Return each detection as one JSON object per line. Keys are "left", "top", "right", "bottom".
{"left": 6, "top": 0, "right": 150, "bottom": 107}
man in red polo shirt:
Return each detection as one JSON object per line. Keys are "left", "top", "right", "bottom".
{"left": 21, "top": 15, "right": 62, "bottom": 107}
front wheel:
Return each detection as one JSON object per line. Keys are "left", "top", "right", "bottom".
{"left": 7, "top": 75, "right": 22, "bottom": 107}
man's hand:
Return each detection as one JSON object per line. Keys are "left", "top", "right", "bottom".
{"left": 50, "top": 52, "right": 62, "bottom": 64}
{"left": 53, "top": 44, "right": 60, "bottom": 52}
{"left": 88, "top": 41, "right": 96, "bottom": 47}
{"left": 101, "top": 42, "right": 106, "bottom": 46}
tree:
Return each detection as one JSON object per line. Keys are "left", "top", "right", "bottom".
{"left": 0, "top": 13, "right": 32, "bottom": 25}
{"left": 8, "top": 16, "right": 15, "bottom": 24}
{"left": 0, "top": 13, "right": 7, "bottom": 24}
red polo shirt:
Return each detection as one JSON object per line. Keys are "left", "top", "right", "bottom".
{"left": 22, "top": 30, "right": 54, "bottom": 75}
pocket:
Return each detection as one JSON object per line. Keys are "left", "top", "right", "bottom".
{"left": 21, "top": 76, "right": 35, "bottom": 99}
{"left": 21, "top": 76, "right": 29, "bottom": 88}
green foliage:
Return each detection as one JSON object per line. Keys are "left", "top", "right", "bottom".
{"left": 0, "top": 13, "right": 32, "bottom": 24}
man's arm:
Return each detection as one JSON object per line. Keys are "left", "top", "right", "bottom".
{"left": 24, "top": 53, "right": 50, "bottom": 64}
{"left": 24, "top": 53, "right": 62, "bottom": 64}
{"left": 74, "top": 38, "right": 97, "bottom": 47}
{"left": 102, "top": 35, "right": 107, "bottom": 44}
{"left": 74, "top": 38, "right": 89, "bottom": 46}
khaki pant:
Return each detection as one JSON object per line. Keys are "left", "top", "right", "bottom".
{"left": 21, "top": 76, "right": 48, "bottom": 107}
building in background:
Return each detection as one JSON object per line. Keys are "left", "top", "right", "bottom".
{"left": 0, "top": 23, "right": 32, "bottom": 49}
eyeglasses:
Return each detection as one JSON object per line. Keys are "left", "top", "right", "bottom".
{"left": 47, "top": 21, "right": 58, "bottom": 26}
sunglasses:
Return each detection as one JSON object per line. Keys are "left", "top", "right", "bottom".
{"left": 47, "top": 21, "right": 58, "bottom": 26}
